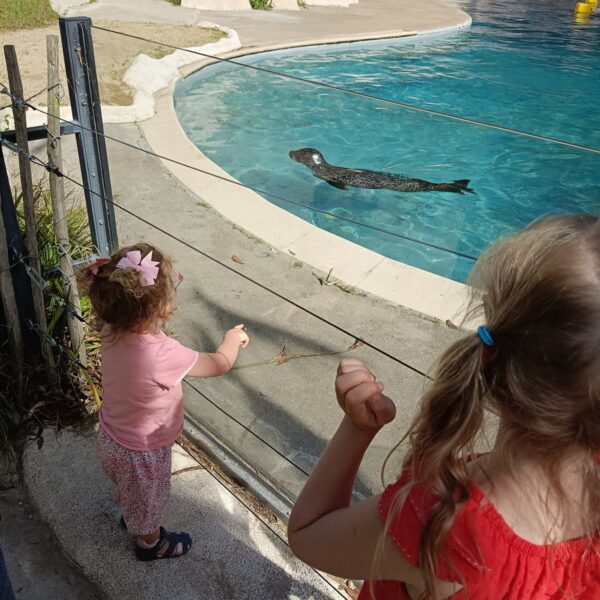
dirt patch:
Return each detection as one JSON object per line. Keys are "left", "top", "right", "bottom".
{"left": 0, "top": 21, "right": 224, "bottom": 107}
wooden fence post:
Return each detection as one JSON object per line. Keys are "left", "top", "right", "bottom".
{"left": 4, "top": 45, "right": 58, "bottom": 385}
{"left": 47, "top": 35, "right": 87, "bottom": 367}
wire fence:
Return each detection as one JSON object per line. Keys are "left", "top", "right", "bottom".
{"left": 1, "top": 27, "right": 598, "bottom": 595}
{"left": 3, "top": 28, "right": 598, "bottom": 471}
{"left": 0, "top": 84, "right": 479, "bottom": 263}
{"left": 89, "top": 25, "right": 600, "bottom": 156}
{"left": 0, "top": 124, "right": 430, "bottom": 491}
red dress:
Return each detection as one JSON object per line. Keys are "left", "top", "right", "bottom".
{"left": 358, "top": 468, "right": 600, "bottom": 599}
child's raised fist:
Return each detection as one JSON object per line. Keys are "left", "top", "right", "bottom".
{"left": 226, "top": 324, "right": 250, "bottom": 348}
{"left": 335, "top": 358, "right": 396, "bottom": 430}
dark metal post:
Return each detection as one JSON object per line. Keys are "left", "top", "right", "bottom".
{"left": 59, "top": 17, "right": 117, "bottom": 255}
{"left": 0, "top": 147, "right": 36, "bottom": 344}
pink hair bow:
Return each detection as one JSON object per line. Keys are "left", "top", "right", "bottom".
{"left": 115, "top": 250, "right": 160, "bottom": 287}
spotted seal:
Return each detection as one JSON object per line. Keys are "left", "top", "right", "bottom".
{"left": 289, "top": 148, "right": 474, "bottom": 195}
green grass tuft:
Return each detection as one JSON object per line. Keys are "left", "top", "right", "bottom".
{"left": 0, "top": 0, "right": 58, "bottom": 29}
{"left": 250, "top": 0, "right": 273, "bottom": 10}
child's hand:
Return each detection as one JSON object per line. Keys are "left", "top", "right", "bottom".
{"left": 225, "top": 324, "right": 250, "bottom": 349}
{"left": 335, "top": 358, "right": 396, "bottom": 430}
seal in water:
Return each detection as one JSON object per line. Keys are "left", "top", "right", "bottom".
{"left": 289, "top": 148, "right": 474, "bottom": 195}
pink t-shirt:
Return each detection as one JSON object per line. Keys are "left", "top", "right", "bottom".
{"left": 99, "top": 327, "right": 198, "bottom": 451}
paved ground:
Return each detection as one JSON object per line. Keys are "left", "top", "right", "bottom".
{"left": 23, "top": 428, "right": 345, "bottom": 600}
{"left": 0, "top": 467, "right": 101, "bottom": 600}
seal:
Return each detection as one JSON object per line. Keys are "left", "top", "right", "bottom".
{"left": 289, "top": 148, "right": 474, "bottom": 195}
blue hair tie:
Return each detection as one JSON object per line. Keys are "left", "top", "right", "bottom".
{"left": 477, "top": 326, "right": 494, "bottom": 347}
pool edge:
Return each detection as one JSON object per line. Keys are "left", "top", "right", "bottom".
{"left": 140, "top": 16, "right": 474, "bottom": 324}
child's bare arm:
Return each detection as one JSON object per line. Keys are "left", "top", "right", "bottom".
{"left": 187, "top": 324, "right": 249, "bottom": 378}
{"left": 287, "top": 359, "right": 426, "bottom": 586}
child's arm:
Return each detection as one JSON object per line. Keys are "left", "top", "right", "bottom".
{"left": 287, "top": 359, "right": 424, "bottom": 587}
{"left": 186, "top": 324, "right": 249, "bottom": 378}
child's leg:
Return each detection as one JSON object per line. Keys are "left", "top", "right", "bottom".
{"left": 96, "top": 430, "right": 191, "bottom": 559}
{"left": 120, "top": 443, "right": 171, "bottom": 538}
{"left": 96, "top": 428, "right": 123, "bottom": 505}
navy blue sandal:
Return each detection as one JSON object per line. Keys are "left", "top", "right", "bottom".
{"left": 135, "top": 527, "right": 192, "bottom": 561}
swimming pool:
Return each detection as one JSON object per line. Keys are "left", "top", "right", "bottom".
{"left": 174, "top": 0, "right": 600, "bottom": 283}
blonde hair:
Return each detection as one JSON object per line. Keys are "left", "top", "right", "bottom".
{"left": 79, "top": 243, "right": 177, "bottom": 336}
{"left": 380, "top": 215, "right": 600, "bottom": 598}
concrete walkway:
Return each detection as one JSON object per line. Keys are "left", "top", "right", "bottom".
{"left": 0, "top": 472, "right": 101, "bottom": 600}
{"left": 24, "top": 428, "right": 343, "bottom": 600}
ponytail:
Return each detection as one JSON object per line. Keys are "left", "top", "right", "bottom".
{"left": 376, "top": 333, "right": 489, "bottom": 599}
{"left": 406, "top": 335, "right": 487, "bottom": 597}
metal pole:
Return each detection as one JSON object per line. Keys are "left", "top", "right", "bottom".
{"left": 0, "top": 146, "right": 36, "bottom": 346}
{"left": 0, "top": 154, "right": 24, "bottom": 368}
{"left": 59, "top": 17, "right": 117, "bottom": 256}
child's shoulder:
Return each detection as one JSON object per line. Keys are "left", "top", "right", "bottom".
{"left": 381, "top": 456, "right": 600, "bottom": 586}
{"left": 101, "top": 327, "right": 171, "bottom": 354}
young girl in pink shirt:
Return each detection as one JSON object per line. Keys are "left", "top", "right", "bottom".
{"left": 83, "top": 243, "right": 249, "bottom": 561}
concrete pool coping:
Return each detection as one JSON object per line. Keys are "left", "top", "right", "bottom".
{"left": 141, "top": 18, "right": 474, "bottom": 324}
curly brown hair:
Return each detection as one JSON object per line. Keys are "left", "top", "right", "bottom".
{"left": 79, "top": 243, "right": 177, "bottom": 336}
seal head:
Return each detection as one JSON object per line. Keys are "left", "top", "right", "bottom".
{"left": 289, "top": 148, "right": 325, "bottom": 168}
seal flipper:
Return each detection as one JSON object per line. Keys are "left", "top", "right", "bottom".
{"left": 325, "top": 179, "right": 348, "bottom": 191}
{"left": 453, "top": 179, "right": 475, "bottom": 194}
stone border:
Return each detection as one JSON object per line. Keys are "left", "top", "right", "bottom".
{"left": 143, "top": 20, "right": 475, "bottom": 323}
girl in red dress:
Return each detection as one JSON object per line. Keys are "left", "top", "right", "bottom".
{"left": 288, "top": 215, "right": 600, "bottom": 599}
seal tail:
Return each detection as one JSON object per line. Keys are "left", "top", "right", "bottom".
{"left": 435, "top": 179, "right": 475, "bottom": 195}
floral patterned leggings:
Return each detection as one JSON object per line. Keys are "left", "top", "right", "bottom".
{"left": 96, "top": 428, "right": 172, "bottom": 536}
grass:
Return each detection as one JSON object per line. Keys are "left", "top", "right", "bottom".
{"left": 232, "top": 223, "right": 266, "bottom": 245}
{"left": 0, "top": 0, "right": 57, "bottom": 29}
{"left": 165, "top": 0, "right": 182, "bottom": 4}
{"left": 0, "top": 183, "right": 98, "bottom": 459}
{"left": 250, "top": 0, "right": 273, "bottom": 10}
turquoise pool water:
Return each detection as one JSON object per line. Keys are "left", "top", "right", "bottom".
{"left": 174, "top": 0, "right": 600, "bottom": 282}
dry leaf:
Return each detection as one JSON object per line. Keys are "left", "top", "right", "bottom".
{"left": 288, "top": 249, "right": 296, "bottom": 255}
{"left": 231, "top": 255, "right": 244, "bottom": 264}
{"left": 312, "top": 267, "right": 335, "bottom": 286}
{"left": 446, "top": 319, "right": 458, "bottom": 329}
{"left": 312, "top": 272, "right": 325, "bottom": 286}
{"left": 274, "top": 346, "right": 289, "bottom": 365}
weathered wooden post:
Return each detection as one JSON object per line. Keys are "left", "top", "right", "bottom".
{"left": 4, "top": 45, "right": 58, "bottom": 384}
{"left": 47, "top": 35, "right": 87, "bottom": 366}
